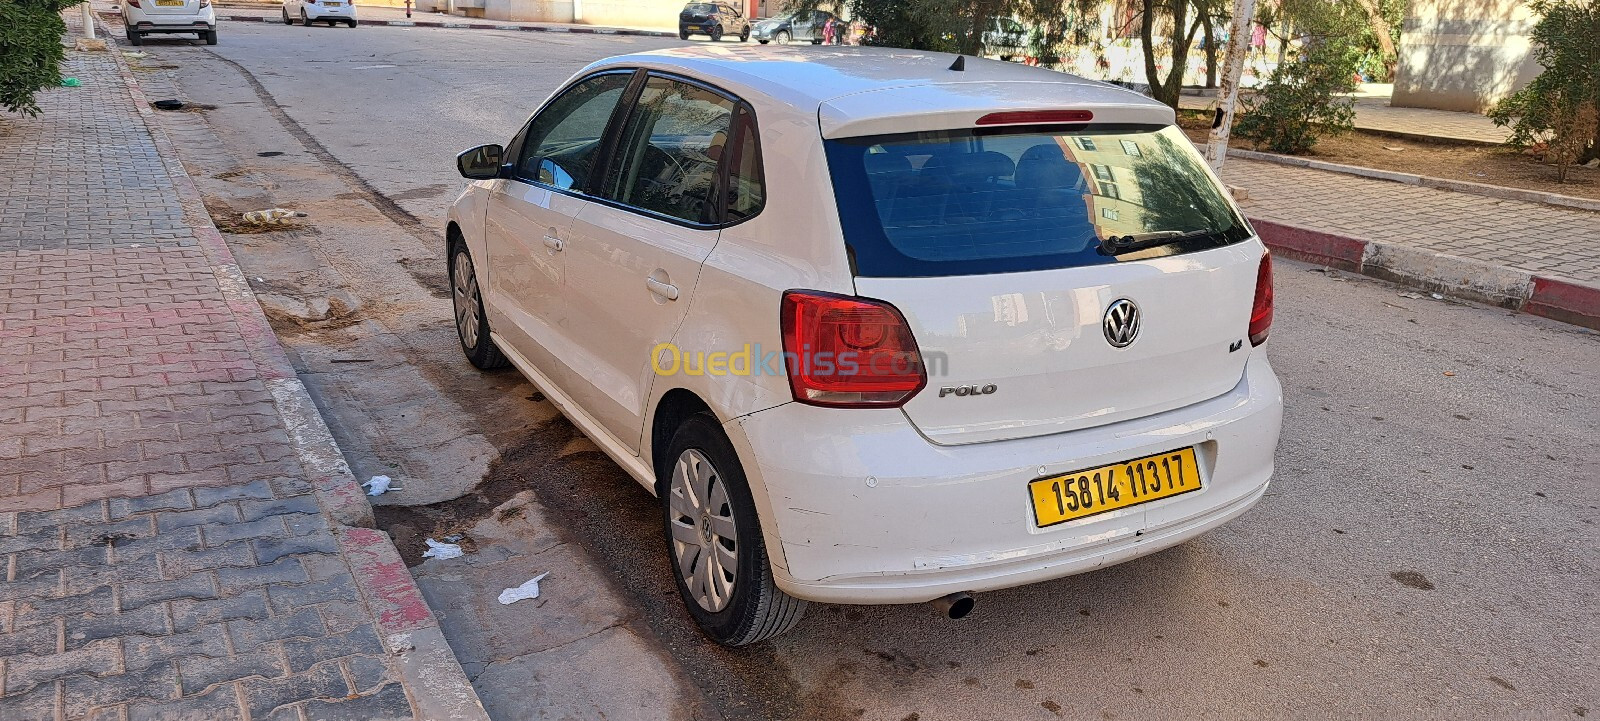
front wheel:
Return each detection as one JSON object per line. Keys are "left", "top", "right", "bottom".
{"left": 738, "top": 27, "right": 749, "bottom": 41}
{"left": 204, "top": 29, "right": 217, "bottom": 44}
{"left": 449, "top": 242, "right": 508, "bottom": 370}
{"left": 757, "top": 38, "right": 768, "bottom": 44}
{"left": 300, "top": 9, "right": 309, "bottom": 24}
{"left": 662, "top": 415, "right": 806, "bottom": 646}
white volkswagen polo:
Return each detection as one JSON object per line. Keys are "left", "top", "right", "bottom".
{"left": 446, "top": 47, "right": 1283, "bottom": 646}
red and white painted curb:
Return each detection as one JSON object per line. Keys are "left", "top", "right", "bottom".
{"left": 217, "top": 12, "right": 677, "bottom": 35}
{"left": 1253, "top": 218, "right": 1600, "bottom": 331}
{"left": 99, "top": 21, "right": 492, "bottom": 720}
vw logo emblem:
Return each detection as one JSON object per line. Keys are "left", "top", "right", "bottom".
{"left": 1103, "top": 298, "right": 1141, "bottom": 348}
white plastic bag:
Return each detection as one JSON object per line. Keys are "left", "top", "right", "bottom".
{"left": 421, "top": 538, "right": 463, "bottom": 560}
{"left": 363, "top": 475, "right": 393, "bottom": 496}
{"left": 497, "top": 573, "right": 550, "bottom": 605}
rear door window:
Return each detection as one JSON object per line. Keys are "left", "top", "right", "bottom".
{"left": 823, "top": 125, "right": 1252, "bottom": 277}
{"left": 599, "top": 75, "right": 737, "bottom": 225}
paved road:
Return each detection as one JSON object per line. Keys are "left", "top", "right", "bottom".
{"left": 132, "top": 21, "right": 1599, "bottom": 720}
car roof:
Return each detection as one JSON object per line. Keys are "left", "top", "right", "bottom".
{"left": 583, "top": 46, "right": 1173, "bottom": 137}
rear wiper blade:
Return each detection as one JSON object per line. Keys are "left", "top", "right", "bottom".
{"left": 1100, "top": 229, "right": 1221, "bottom": 255}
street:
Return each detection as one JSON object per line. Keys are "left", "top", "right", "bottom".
{"left": 128, "top": 22, "right": 1597, "bottom": 720}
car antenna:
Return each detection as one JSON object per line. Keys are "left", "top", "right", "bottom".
{"left": 949, "top": 55, "right": 966, "bottom": 71}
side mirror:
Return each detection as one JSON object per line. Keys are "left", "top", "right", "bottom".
{"left": 457, "top": 144, "right": 504, "bottom": 180}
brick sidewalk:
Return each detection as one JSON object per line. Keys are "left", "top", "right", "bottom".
{"left": 1220, "top": 158, "right": 1600, "bottom": 287}
{"left": 0, "top": 30, "right": 484, "bottom": 721}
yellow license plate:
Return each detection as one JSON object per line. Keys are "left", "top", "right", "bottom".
{"left": 1029, "top": 447, "right": 1201, "bottom": 527}
{"left": 154, "top": 0, "right": 184, "bottom": 5}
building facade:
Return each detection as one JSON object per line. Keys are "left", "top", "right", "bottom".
{"left": 1391, "top": 0, "right": 1541, "bottom": 113}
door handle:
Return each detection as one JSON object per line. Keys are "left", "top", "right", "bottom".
{"left": 646, "top": 277, "right": 679, "bottom": 301}
{"left": 542, "top": 235, "right": 564, "bottom": 252}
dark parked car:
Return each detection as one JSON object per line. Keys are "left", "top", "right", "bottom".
{"left": 751, "top": 9, "right": 836, "bottom": 44}
{"left": 678, "top": 2, "right": 751, "bottom": 41}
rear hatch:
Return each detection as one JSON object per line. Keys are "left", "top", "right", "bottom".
{"left": 824, "top": 122, "right": 1262, "bottom": 446}
{"left": 680, "top": 2, "right": 715, "bottom": 22}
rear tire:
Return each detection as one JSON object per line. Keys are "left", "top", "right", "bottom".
{"left": 449, "top": 242, "right": 508, "bottom": 370}
{"left": 661, "top": 414, "right": 807, "bottom": 646}
{"left": 773, "top": 29, "right": 789, "bottom": 44}
{"left": 347, "top": 18, "right": 357, "bottom": 27}
{"left": 709, "top": 24, "right": 722, "bottom": 41}
{"left": 204, "top": 29, "right": 217, "bottom": 44}
{"left": 281, "top": 7, "right": 291, "bottom": 23}
{"left": 127, "top": 27, "right": 143, "bottom": 45}
{"left": 679, "top": 28, "right": 689, "bottom": 39}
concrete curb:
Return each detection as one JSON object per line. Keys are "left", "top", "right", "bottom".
{"left": 1228, "top": 148, "right": 1600, "bottom": 214}
{"left": 98, "top": 22, "right": 492, "bottom": 720}
{"left": 1251, "top": 218, "right": 1600, "bottom": 331}
{"left": 216, "top": 12, "right": 678, "bottom": 35}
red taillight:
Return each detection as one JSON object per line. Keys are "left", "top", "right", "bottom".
{"left": 126, "top": 0, "right": 141, "bottom": 8}
{"left": 1248, "top": 251, "right": 1273, "bottom": 346}
{"left": 780, "top": 291, "right": 926, "bottom": 408}
{"left": 976, "top": 110, "right": 1093, "bottom": 126}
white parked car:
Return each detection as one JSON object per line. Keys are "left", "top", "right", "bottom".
{"left": 446, "top": 47, "right": 1282, "bottom": 645}
{"left": 121, "top": 0, "right": 217, "bottom": 45}
{"left": 282, "top": 0, "right": 357, "bottom": 27}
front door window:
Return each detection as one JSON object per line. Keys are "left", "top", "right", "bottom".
{"left": 517, "top": 73, "right": 633, "bottom": 192}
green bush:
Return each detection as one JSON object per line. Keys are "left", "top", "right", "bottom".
{"left": 1234, "top": 38, "right": 1360, "bottom": 154}
{"left": 1487, "top": 0, "right": 1600, "bottom": 181}
{"left": 1, "top": 0, "right": 84, "bottom": 117}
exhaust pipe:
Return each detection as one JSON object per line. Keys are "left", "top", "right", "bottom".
{"left": 930, "top": 591, "right": 975, "bottom": 620}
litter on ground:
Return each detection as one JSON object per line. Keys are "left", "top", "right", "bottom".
{"left": 421, "top": 538, "right": 463, "bottom": 560}
{"left": 362, "top": 475, "right": 393, "bottom": 496}
{"left": 498, "top": 573, "right": 551, "bottom": 605}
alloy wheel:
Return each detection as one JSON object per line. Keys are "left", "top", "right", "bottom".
{"left": 451, "top": 251, "right": 481, "bottom": 351}
{"left": 668, "top": 448, "right": 738, "bottom": 613}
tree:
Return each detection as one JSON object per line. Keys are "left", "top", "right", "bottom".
{"left": 1488, "top": 0, "right": 1600, "bottom": 180}
{"left": 1, "top": 0, "right": 84, "bottom": 117}
{"left": 1234, "top": 2, "right": 1362, "bottom": 154}
{"left": 1194, "top": 0, "right": 1229, "bottom": 88}
{"left": 1139, "top": 0, "right": 1202, "bottom": 109}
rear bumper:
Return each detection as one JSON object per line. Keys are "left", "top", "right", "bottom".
{"left": 724, "top": 351, "right": 1283, "bottom": 605}
{"left": 131, "top": 20, "right": 214, "bottom": 31}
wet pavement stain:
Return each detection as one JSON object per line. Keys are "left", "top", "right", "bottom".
{"left": 1390, "top": 571, "right": 1436, "bottom": 590}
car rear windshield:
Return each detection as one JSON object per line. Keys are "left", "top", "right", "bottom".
{"left": 683, "top": 3, "right": 717, "bottom": 12}
{"left": 824, "top": 125, "right": 1253, "bottom": 278}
